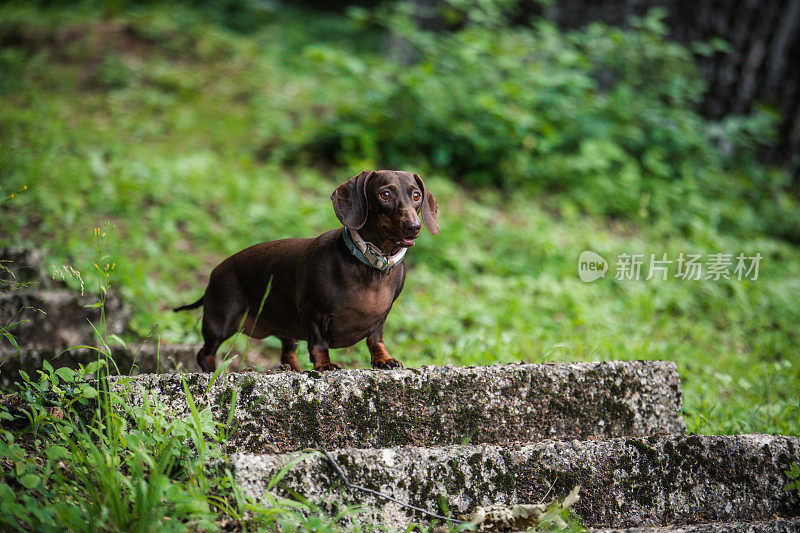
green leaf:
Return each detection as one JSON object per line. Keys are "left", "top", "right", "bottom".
{"left": 84, "top": 359, "right": 106, "bottom": 375}
{"left": 1, "top": 331, "right": 21, "bottom": 355}
{"left": 46, "top": 445, "right": 69, "bottom": 461}
{"left": 80, "top": 385, "right": 99, "bottom": 399}
{"left": 206, "top": 354, "right": 237, "bottom": 394}
{"left": 267, "top": 452, "right": 318, "bottom": 491}
{"left": 54, "top": 367, "right": 76, "bottom": 382}
{"left": 0, "top": 482, "right": 13, "bottom": 497}
{"left": 182, "top": 377, "right": 207, "bottom": 456}
{"left": 107, "top": 334, "right": 127, "bottom": 349}
{"left": 42, "top": 360, "right": 54, "bottom": 374}
{"left": 225, "top": 387, "right": 238, "bottom": 427}
{"left": 19, "top": 473, "right": 40, "bottom": 489}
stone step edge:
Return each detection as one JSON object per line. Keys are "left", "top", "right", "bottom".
{"left": 0, "top": 344, "right": 198, "bottom": 387}
{"left": 230, "top": 434, "right": 800, "bottom": 530}
{"left": 112, "top": 360, "right": 685, "bottom": 452}
{"left": 0, "top": 288, "right": 128, "bottom": 358}
{"left": 591, "top": 519, "right": 800, "bottom": 533}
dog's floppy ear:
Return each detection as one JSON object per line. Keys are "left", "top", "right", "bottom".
{"left": 413, "top": 173, "right": 439, "bottom": 235}
{"left": 331, "top": 170, "right": 374, "bottom": 229}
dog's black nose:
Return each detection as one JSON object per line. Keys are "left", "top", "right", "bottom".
{"left": 402, "top": 218, "right": 421, "bottom": 235}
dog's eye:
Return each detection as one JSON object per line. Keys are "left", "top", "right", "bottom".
{"left": 379, "top": 190, "right": 391, "bottom": 201}
{"left": 412, "top": 190, "right": 421, "bottom": 201}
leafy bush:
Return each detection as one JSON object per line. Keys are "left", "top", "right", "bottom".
{"left": 295, "top": 3, "right": 796, "bottom": 238}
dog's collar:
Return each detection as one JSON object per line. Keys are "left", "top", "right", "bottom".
{"left": 341, "top": 226, "right": 406, "bottom": 271}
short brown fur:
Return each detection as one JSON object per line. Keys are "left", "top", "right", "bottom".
{"left": 174, "top": 170, "right": 439, "bottom": 372}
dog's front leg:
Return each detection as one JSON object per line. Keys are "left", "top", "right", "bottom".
{"left": 367, "top": 320, "right": 404, "bottom": 369}
{"left": 306, "top": 319, "right": 342, "bottom": 371}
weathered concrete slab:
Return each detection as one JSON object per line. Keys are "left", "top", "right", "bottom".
{"left": 0, "top": 248, "right": 47, "bottom": 286}
{"left": 593, "top": 519, "right": 800, "bottom": 532}
{"left": 114, "top": 361, "right": 685, "bottom": 451}
{"left": 0, "top": 289, "right": 128, "bottom": 357}
{"left": 0, "top": 343, "right": 197, "bottom": 387}
{"left": 231, "top": 435, "right": 800, "bottom": 530}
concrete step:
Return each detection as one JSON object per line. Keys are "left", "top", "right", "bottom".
{"left": 230, "top": 435, "right": 800, "bottom": 530}
{"left": 0, "top": 343, "right": 284, "bottom": 387}
{"left": 593, "top": 519, "right": 800, "bottom": 532}
{"left": 114, "top": 361, "right": 685, "bottom": 451}
{"left": 0, "top": 343, "right": 197, "bottom": 387}
{"left": 0, "top": 289, "right": 128, "bottom": 357}
{"left": 0, "top": 247, "right": 48, "bottom": 286}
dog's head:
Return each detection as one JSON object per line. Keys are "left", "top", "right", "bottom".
{"left": 332, "top": 170, "right": 439, "bottom": 252}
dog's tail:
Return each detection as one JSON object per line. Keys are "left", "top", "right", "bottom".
{"left": 173, "top": 296, "right": 203, "bottom": 312}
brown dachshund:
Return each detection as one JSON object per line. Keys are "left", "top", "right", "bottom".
{"left": 174, "top": 170, "right": 439, "bottom": 372}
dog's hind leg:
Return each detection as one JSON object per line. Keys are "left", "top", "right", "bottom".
{"left": 279, "top": 338, "right": 302, "bottom": 371}
{"left": 196, "top": 341, "right": 221, "bottom": 373}
{"left": 196, "top": 302, "right": 246, "bottom": 372}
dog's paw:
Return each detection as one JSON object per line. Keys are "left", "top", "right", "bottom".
{"left": 372, "top": 358, "right": 404, "bottom": 370}
{"left": 198, "top": 354, "right": 216, "bottom": 373}
{"left": 314, "top": 362, "right": 343, "bottom": 372}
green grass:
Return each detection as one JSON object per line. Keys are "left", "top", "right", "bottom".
{"left": 0, "top": 354, "right": 393, "bottom": 532}
{"left": 0, "top": 0, "right": 798, "bottom": 445}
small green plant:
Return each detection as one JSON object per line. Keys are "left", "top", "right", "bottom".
{"left": 13, "top": 360, "right": 101, "bottom": 435}
{"left": 784, "top": 461, "right": 800, "bottom": 498}
{"left": 0, "top": 184, "right": 33, "bottom": 359}
{"left": 0, "top": 286, "right": 29, "bottom": 359}
{"left": 0, "top": 184, "right": 27, "bottom": 205}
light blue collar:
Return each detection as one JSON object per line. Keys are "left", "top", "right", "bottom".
{"left": 342, "top": 227, "right": 406, "bottom": 271}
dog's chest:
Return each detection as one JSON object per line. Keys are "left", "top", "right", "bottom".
{"left": 328, "top": 282, "right": 395, "bottom": 344}
{"left": 341, "top": 283, "right": 394, "bottom": 319}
